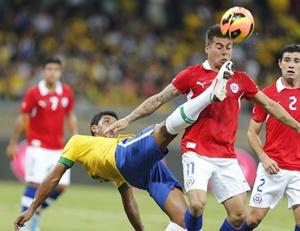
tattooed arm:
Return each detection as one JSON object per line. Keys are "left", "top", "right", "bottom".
{"left": 105, "top": 83, "right": 181, "bottom": 133}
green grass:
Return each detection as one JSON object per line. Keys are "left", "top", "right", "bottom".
{"left": 1, "top": 180, "right": 293, "bottom": 230}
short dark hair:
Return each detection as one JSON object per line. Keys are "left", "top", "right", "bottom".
{"left": 90, "top": 111, "right": 118, "bottom": 136}
{"left": 205, "top": 24, "right": 229, "bottom": 44}
{"left": 42, "top": 57, "right": 63, "bottom": 68}
{"left": 278, "top": 44, "right": 300, "bottom": 61}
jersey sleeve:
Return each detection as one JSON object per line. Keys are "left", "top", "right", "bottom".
{"left": 241, "top": 72, "right": 259, "bottom": 100}
{"left": 58, "top": 135, "right": 79, "bottom": 168}
{"left": 172, "top": 67, "right": 192, "bottom": 94}
{"left": 20, "top": 88, "right": 36, "bottom": 114}
{"left": 65, "top": 85, "right": 75, "bottom": 113}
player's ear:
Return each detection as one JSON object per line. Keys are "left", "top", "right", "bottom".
{"left": 90, "top": 125, "right": 98, "bottom": 135}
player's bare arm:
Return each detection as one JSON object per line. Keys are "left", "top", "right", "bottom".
{"left": 66, "top": 111, "right": 78, "bottom": 135}
{"left": 6, "top": 114, "right": 28, "bottom": 160}
{"left": 105, "top": 83, "right": 180, "bottom": 133}
{"left": 120, "top": 187, "right": 144, "bottom": 231}
{"left": 247, "top": 119, "right": 280, "bottom": 175}
{"left": 14, "top": 163, "right": 68, "bottom": 230}
{"left": 253, "top": 91, "right": 300, "bottom": 133}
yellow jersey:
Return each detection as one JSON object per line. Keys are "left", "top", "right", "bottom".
{"left": 59, "top": 134, "right": 132, "bottom": 189}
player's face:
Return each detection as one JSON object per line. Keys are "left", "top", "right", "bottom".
{"left": 95, "top": 115, "right": 117, "bottom": 138}
{"left": 205, "top": 37, "right": 233, "bottom": 71}
{"left": 43, "top": 63, "right": 62, "bottom": 85}
{"left": 279, "top": 52, "right": 300, "bottom": 83}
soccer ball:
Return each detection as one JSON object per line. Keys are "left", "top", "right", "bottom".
{"left": 220, "top": 6, "right": 254, "bottom": 42}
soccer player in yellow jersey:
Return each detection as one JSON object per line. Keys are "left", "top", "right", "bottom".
{"left": 14, "top": 62, "right": 235, "bottom": 231}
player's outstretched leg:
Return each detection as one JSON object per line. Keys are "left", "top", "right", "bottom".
{"left": 211, "top": 60, "right": 233, "bottom": 101}
{"left": 165, "top": 61, "right": 233, "bottom": 135}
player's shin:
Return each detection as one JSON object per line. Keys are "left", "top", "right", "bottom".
{"left": 295, "top": 225, "right": 300, "bottom": 231}
{"left": 165, "top": 86, "right": 212, "bottom": 134}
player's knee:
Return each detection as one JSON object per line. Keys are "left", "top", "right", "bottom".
{"left": 246, "top": 215, "right": 262, "bottom": 229}
{"left": 228, "top": 212, "right": 245, "bottom": 228}
{"left": 189, "top": 199, "right": 206, "bottom": 216}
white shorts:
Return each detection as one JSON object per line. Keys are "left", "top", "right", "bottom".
{"left": 25, "top": 146, "right": 71, "bottom": 185}
{"left": 249, "top": 163, "right": 300, "bottom": 209}
{"left": 182, "top": 151, "right": 250, "bottom": 203}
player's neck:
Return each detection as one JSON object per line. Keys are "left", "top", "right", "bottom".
{"left": 45, "top": 81, "right": 56, "bottom": 92}
{"left": 281, "top": 77, "right": 299, "bottom": 89}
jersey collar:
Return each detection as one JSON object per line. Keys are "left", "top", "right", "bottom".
{"left": 203, "top": 60, "right": 212, "bottom": 70}
{"left": 276, "top": 77, "right": 300, "bottom": 93}
{"left": 38, "top": 80, "right": 63, "bottom": 96}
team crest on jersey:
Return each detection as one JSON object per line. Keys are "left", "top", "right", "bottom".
{"left": 61, "top": 97, "right": 69, "bottom": 107}
{"left": 230, "top": 83, "right": 239, "bottom": 93}
{"left": 186, "top": 176, "right": 195, "bottom": 187}
{"left": 252, "top": 193, "right": 262, "bottom": 204}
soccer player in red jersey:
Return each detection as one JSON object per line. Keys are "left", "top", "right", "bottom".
{"left": 105, "top": 25, "right": 300, "bottom": 231}
{"left": 6, "top": 58, "right": 78, "bottom": 231}
{"left": 244, "top": 45, "right": 300, "bottom": 231}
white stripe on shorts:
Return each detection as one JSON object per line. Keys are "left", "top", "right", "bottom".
{"left": 118, "top": 128, "right": 153, "bottom": 147}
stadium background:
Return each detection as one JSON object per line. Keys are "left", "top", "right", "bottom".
{"left": 0, "top": 0, "right": 299, "bottom": 230}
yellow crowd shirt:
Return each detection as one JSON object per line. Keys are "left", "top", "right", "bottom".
{"left": 59, "top": 134, "right": 132, "bottom": 189}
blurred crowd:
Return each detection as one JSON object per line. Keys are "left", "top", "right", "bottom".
{"left": 0, "top": 0, "right": 299, "bottom": 107}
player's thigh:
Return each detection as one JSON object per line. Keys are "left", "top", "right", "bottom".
{"left": 293, "top": 204, "right": 300, "bottom": 227}
{"left": 211, "top": 158, "right": 250, "bottom": 204}
{"left": 163, "top": 188, "right": 187, "bottom": 226}
{"left": 223, "top": 192, "right": 247, "bottom": 218}
{"left": 286, "top": 170, "right": 300, "bottom": 209}
{"left": 250, "top": 163, "right": 288, "bottom": 209}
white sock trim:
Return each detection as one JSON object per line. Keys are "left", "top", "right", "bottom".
{"left": 165, "top": 222, "right": 186, "bottom": 231}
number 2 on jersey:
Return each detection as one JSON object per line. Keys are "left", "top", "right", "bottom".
{"left": 257, "top": 178, "right": 265, "bottom": 192}
{"left": 289, "top": 96, "right": 297, "bottom": 111}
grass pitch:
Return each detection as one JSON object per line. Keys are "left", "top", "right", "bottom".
{"left": 1, "top": 180, "right": 293, "bottom": 230}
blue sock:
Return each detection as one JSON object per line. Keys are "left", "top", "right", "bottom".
{"left": 295, "top": 225, "right": 300, "bottom": 231}
{"left": 220, "top": 218, "right": 240, "bottom": 231}
{"left": 21, "top": 186, "right": 37, "bottom": 212}
{"left": 184, "top": 209, "right": 203, "bottom": 231}
{"left": 41, "top": 189, "right": 63, "bottom": 209}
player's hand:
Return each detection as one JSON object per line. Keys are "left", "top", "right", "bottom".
{"left": 6, "top": 142, "right": 18, "bottom": 161}
{"left": 14, "top": 209, "right": 34, "bottom": 230}
{"left": 261, "top": 156, "right": 280, "bottom": 175}
{"left": 104, "top": 118, "right": 129, "bottom": 134}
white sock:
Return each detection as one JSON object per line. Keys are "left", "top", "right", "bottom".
{"left": 165, "top": 84, "right": 213, "bottom": 134}
{"left": 165, "top": 222, "right": 186, "bottom": 231}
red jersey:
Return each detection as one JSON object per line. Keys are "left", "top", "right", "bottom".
{"left": 251, "top": 78, "right": 300, "bottom": 170}
{"left": 21, "top": 80, "right": 74, "bottom": 150}
{"left": 172, "top": 61, "right": 259, "bottom": 158}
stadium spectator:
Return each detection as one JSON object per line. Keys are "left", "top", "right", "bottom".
{"left": 13, "top": 72, "right": 232, "bottom": 231}
{"left": 105, "top": 25, "right": 300, "bottom": 231}
{"left": 0, "top": 1, "right": 299, "bottom": 108}
{"left": 244, "top": 45, "right": 300, "bottom": 231}
{"left": 6, "top": 58, "right": 78, "bottom": 231}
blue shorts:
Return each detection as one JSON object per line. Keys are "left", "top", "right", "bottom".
{"left": 115, "top": 125, "right": 181, "bottom": 209}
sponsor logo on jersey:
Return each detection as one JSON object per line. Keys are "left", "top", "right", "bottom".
{"left": 186, "top": 142, "right": 196, "bottom": 149}
{"left": 230, "top": 83, "right": 239, "bottom": 93}
{"left": 196, "top": 81, "right": 206, "bottom": 88}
